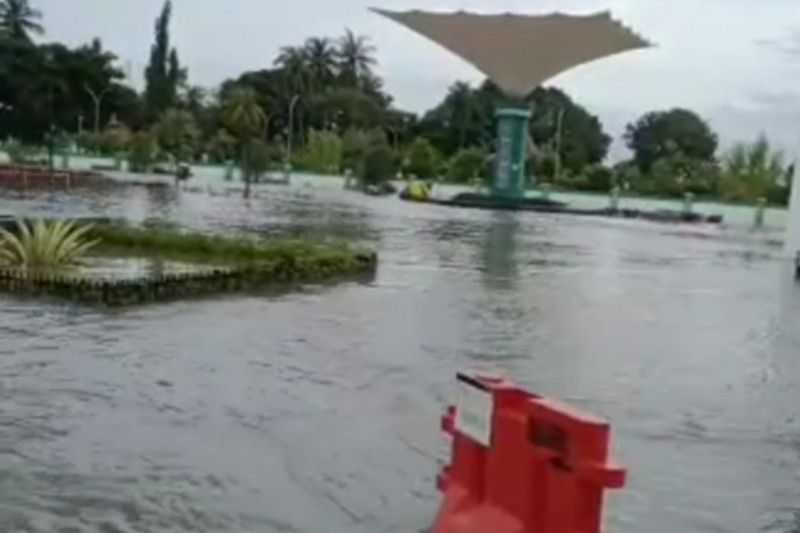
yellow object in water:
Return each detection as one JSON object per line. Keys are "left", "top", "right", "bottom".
{"left": 407, "top": 181, "right": 431, "bottom": 201}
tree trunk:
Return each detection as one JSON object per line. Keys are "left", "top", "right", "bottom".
{"left": 241, "top": 144, "right": 251, "bottom": 199}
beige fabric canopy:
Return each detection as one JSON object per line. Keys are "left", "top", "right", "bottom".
{"left": 372, "top": 9, "right": 651, "bottom": 98}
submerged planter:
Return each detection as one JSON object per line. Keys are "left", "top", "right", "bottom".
{"left": 0, "top": 253, "right": 376, "bottom": 306}
{"left": 0, "top": 222, "right": 378, "bottom": 306}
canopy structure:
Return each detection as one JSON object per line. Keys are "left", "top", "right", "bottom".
{"left": 371, "top": 9, "right": 651, "bottom": 98}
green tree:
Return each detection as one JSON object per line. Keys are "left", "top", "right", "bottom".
{"left": 310, "top": 87, "right": 383, "bottom": 131}
{"left": 205, "top": 128, "right": 236, "bottom": 163}
{"left": 528, "top": 87, "right": 610, "bottom": 175}
{"left": 406, "top": 137, "right": 439, "bottom": 179}
{"left": 220, "top": 68, "right": 282, "bottom": 136}
{"left": 304, "top": 37, "right": 337, "bottom": 92}
{"left": 447, "top": 148, "right": 486, "bottom": 183}
{"left": 128, "top": 131, "right": 159, "bottom": 173}
{"left": 0, "top": 0, "right": 43, "bottom": 43}
{"left": 98, "top": 120, "right": 132, "bottom": 154}
{"left": 0, "top": 37, "right": 141, "bottom": 142}
{"left": 300, "top": 129, "right": 342, "bottom": 174}
{"left": 156, "top": 108, "right": 199, "bottom": 167}
{"left": 362, "top": 144, "right": 395, "bottom": 185}
{"left": 624, "top": 109, "right": 718, "bottom": 172}
{"left": 341, "top": 127, "right": 385, "bottom": 175}
{"left": 447, "top": 82, "right": 478, "bottom": 150}
{"left": 180, "top": 85, "right": 206, "bottom": 115}
{"left": 274, "top": 45, "right": 309, "bottom": 96}
{"left": 222, "top": 87, "right": 267, "bottom": 197}
{"left": 144, "top": 1, "right": 183, "bottom": 117}
{"left": 418, "top": 81, "right": 609, "bottom": 172}
{"left": 720, "top": 135, "right": 790, "bottom": 203}
{"left": 337, "top": 29, "right": 376, "bottom": 88}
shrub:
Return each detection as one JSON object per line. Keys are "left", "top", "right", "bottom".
{"left": 362, "top": 144, "right": 396, "bottom": 185}
{"left": 0, "top": 220, "right": 99, "bottom": 268}
{"left": 582, "top": 165, "right": 615, "bottom": 192}
{"left": 128, "top": 131, "right": 159, "bottom": 173}
{"left": 342, "top": 128, "right": 386, "bottom": 175}
{"left": 300, "top": 129, "right": 343, "bottom": 174}
{"left": 447, "top": 148, "right": 486, "bottom": 183}
{"left": 405, "top": 137, "right": 438, "bottom": 179}
{"left": 205, "top": 129, "right": 237, "bottom": 164}
{"left": 100, "top": 124, "right": 132, "bottom": 154}
{"left": 156, "top": 109, "right": 200, "bottom": 163}
{"left": 719, "top": 136, "right": 789, "bottom": 203}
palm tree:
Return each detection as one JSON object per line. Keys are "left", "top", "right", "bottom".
{"left": 274, "top": 45, "right": 309, "bottom": 96}
{"left": 0, "top": 0, "right": 44, "bottom": 43}
{"left": 222, "top": 87, "right": 267, "bottom": 198}
{"left": 447, "top": 82, "right": 476, "bottom": 149}
{"left": 337, "top": 29, "right": 376, "bottom": 87}
{"left": 304, "top": 37, "right": 337, "bottom": 92}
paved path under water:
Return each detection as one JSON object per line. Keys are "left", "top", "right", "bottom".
{"left": 1, "top": 182, "right": 799, "bottom": 532}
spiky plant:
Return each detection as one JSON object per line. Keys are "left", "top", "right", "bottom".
{"left": 0, "top": 220, "right": 100, "bottom": 268}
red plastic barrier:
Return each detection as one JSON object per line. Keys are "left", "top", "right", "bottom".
{"left": 433, "top": 373, "right": 626, "bottom": 533}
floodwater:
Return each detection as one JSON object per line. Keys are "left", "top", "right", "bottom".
{"left": 0, "top": 179, "right": 799, "bottom": 533}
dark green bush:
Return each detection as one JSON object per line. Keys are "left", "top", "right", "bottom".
{"left": 447, "top": 148, "right": 486, "bottom": 183}
{"left": 405, "top": 137, "right": 438, "bottom": 179}
{"left": 582, "top": 165, "right": 615, "bottom": 192}
{"left": 128, "top": 131, "right": 159, "bottom": 173}
{"left": 362, "top": 145, "right": 396, "bottom": 185}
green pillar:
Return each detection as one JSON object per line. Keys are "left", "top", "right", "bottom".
{"left": 493, "top": 107, "right": 531, "bottom": 199}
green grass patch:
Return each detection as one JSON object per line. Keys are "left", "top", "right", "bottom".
{"left": 86, "top": 223, "right": 377, "bottom": 284}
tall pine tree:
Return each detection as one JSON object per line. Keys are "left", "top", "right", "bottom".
{"left": 144, "top": 0, "right": 184, "bottom": 118}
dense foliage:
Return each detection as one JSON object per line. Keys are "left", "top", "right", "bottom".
{"left": 447, "top": 148, "right": 487, "bottom": 183}
{"left": 144, "top": 0, "right": 184, "bottom": 118}
{"left": 624, "top": 109, "right": 718, "bottom": 172}
{"left": 0, "top": 0, "right": 794, "bottom": 205}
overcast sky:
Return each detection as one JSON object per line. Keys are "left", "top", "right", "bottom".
{"left": 36, "top": 0, "right": 800, "bottom": 161}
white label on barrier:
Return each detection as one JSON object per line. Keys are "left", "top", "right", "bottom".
{"left": 455, "top": 378, "right": 494, "bottom": 447}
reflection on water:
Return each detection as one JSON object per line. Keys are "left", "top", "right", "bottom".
{"left": 78, "top": 256, "right": 224, "bottom": 280}
{"left": 0, "top": 181, "right": 799, "bottom": 532}
{"left": 481, "top": 213, "right": 519, "bottom": 291}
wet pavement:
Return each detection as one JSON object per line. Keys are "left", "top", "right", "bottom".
{"left": 1, "top": 181, "right": 799, "bottom": 532}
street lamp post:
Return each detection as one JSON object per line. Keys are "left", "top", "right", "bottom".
{"left": 84, "top": 84, "right": 112, "bottom": 134}
{"left": 285, "top": 95, "right": 301, "bottom": 180}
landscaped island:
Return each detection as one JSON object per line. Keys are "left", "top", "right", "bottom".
{"left": 0, "top": 220, "right": 377, "bottom": 306}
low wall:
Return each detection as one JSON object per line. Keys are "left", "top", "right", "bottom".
{"left": 0, "top": 164, "right": 109, "bottom": 188}
{"left": 0, "top": 252, "right": 377, "bottom": 306}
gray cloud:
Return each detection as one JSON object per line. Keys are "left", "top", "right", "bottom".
{"left": 757, "top": 30, "right": 800, "bottom": 57}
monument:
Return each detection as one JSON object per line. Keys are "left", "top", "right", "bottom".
{"left": 373, "top": 9, "right": 651, "bottom": 203}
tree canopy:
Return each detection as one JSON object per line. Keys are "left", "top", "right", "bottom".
{"left": 144, "top": 0, "right": 184, "bottom": 118}
{"left": 0, "top": 37, "right": 140, "bottom": 142}
{"left": 0, "top": 0, "right": 43, "bottom": 43}
{"left": 417, "top": 80, "right": 610, "bottom": 173}
{"left": 1, "top": 0, "right": 792, "bottom": 205}
{"left": 624, "top": 108, "right": 718, "bottom": 172}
